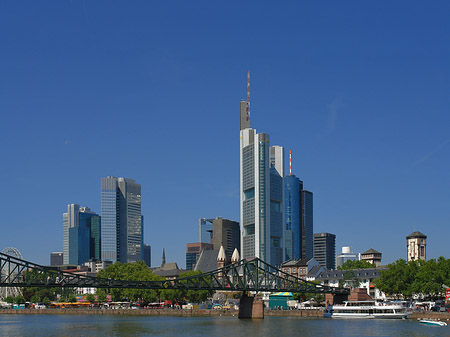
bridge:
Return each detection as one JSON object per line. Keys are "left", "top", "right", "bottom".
{"left": 0, "top": 251, "right": 349, "bottom": 318}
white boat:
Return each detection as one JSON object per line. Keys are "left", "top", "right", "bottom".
{"left": 324, "top": 300, "right": 411, "bottom": 319}
{"left": 419, "top": 319, "right": 447, "bottom": 326}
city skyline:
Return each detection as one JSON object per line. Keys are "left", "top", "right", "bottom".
{"left": 1, "top": 1, "right": 450, "bottom": 267}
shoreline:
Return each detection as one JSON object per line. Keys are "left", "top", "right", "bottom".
{"left": 2, "top": 308, "right": 450, "bottom": 320}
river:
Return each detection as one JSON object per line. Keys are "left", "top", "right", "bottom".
{"left": 0, "top": 314, "right": 449, "bottom": 336}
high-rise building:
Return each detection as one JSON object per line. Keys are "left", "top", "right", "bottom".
{"left": 143, "top": 244, "right": 151, "bottom": 267}
{"left": 185, "top": 242, "right": 213, "bottom": 270}
{"left": 336, "top": 246, "right": 360, "bottom": 268}
{"left": 211, "top": 217, "right": 240, "bottom": 261}
{"left": 63, "top": 204, "right": 99, "bottom": 265}
{"left": 301, "top": 190, "right": 314, "bottom": 260}
{"left": 313, "top": 233, "right": 336, "bottom": 270}
{"left": 284, "top": 175, "right": 302, "bottom": 260}
{"left": 239, "top": 92, "right": 284, "bottom": 266}
{"left": 50, "top": 252, "right": 63, "bottom": 266}
{"left": 198, "top": 218, "right": 214, "bottom": 243}
{"left": 101, "top": 176, "right": 142, "bottom": 263}
{"left": 406, "top": 231, "right": 427, "bottom": 262}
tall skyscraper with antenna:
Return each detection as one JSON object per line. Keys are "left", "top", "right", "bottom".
{"left": 239, "top": 72, "right": 284, "bottom": 266}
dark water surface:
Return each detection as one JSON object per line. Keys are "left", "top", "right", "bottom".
{"left": 0, "top": 314, "right": 449, "bottom": 337}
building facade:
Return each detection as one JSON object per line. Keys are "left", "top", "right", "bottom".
{"left": 336, "top": 246, "right": 361, "bottom": 268}
{"left": 240, "top": 105, "right": 284, "bottom": 266}
{"left": 50, "top": 252, "right": 63, "bottom": 266}
{"left": 406, "top": 231, "right": 427, "bottom": 262}
{"left": 361, "top": 248, "right": 382, "bottom": 267}
{"left": 63, "top": 204, "right": 100, "bottom": 265}
{"left": 211, "top": 217, "right": 240, "bottom": 261}
{"left": 143, "top": 244, "right": 151, "bottom": 267}
{"left": 284, "top": 175, "right": 301, "bottom": 261}
{"left": 101, "top": 176, "right": 143, "bottom": 263}
{"left": 301, "top": 190, "right": 313, "bottom": 260}
{"left": 313, "top": 232, "right": 336, "bottom": 270}
{"left": 185, "top": 242, "right": 213, "bottom": 270}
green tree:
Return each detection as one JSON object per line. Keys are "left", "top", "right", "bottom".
{"left": 42, "top": 297, "right": 51, "bottom": 305}
{"left": 97, "top": 261, "right": 161, "bottom": 302}
{"left": 96, "top": 290, "right": 107, "bottom": 303}
{"left": 4, "top": 296, "right": 15, "bottom": 304}
{"left": 338, "top": 260, "right": 375, "bottom": 270}
{"left": 30, "top": 294, "right": 41, "bottom": 303}
{"left": 15, "top": 295, "right": 26, "bottom": 304}
{"left": 86, "top": 294, "right": 95, "bottom": 303}
{"left": 67, "top": 294, "right": 77, "bottom": 303}
{"left": 373, "top": 259, "right": 419, "bottom": 299}
{"left": 179, "top": 270, "right": 213, "bottom": 303}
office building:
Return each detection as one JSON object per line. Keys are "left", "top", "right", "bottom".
{"left": 336, "top": 246, "right": 361, "bottom": 268}
{"left": 313, "top": 233, "right": 336, "bottom": 270}
{"left": 211, "top": 217, "right": 240, "bottom": 261}
{"left": 285, "top": 175, "right": 302, "bottom": 260}
{"left": 50, "top": 252, "right": 63, "bottom": 266}
{"left": 239, "top": 93, "right": 284, "bottom": 266}
{"left": 143, "top": 244, "right": 151, "bottom": 267}
{"left": 301, "top": 190, "right": 314, "bottom": 260}
{"left": 101, "top": 176, "right": 142, "bottom": 263}
{"left": 198, "top": 218, "right": 214, "bottom": 243}
{"left": 63, "top": 204, "right": 100, "bottom": 265}
{"left": 406, "top": 231, "right": 427, "bottom": 262}
{"left": 186, "top": 242, "right": 213, "bottom": 270}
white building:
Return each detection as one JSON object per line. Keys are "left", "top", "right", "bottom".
{"left": 336, "top": 246, "right": 361, "bottom": 268}
{"left": 406, "top": 231, "right": 427, "bottom": 262}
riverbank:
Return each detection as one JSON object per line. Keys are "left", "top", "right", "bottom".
{"left": 0, "top": 308, "right": 322, "bottom": 317}
{"left": 2, "top": 308, "right": 450, "bottom": 320}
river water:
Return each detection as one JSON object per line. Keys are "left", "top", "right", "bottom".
{"left": 0, "top": 314, "right": 448, "bottom": 336}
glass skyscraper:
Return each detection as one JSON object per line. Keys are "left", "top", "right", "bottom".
{"left": 63, "top": 204, "right": 99, "bottom": 265}
{"left": 101, "top": 176, "right": 142, "bottom": 263}
{"left": 284, "top": 175, "right": 302, "bottom": 260}
{"left": 240, "top": 100, "right": 284, "bottom": 266}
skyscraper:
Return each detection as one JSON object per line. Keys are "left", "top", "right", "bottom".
{"left": 301, "top": 190, "right": 314, "bottom": 260}
{"left": 211, "top": 217, "right": 240, "bottom": 261}
{"left": 63, "top": 204, "right": 99, "bottom": 265}
{"left": 313, "top": 232, "right": 336, "bottom": 270}
{"left": 101, "top": 176, "right": 143, "bottom": 263}
{"left": 239, "top": 79, "right": 284, "bottom": 266}
{"left": 284, "top": 175, "right": 302, "bottom": 260}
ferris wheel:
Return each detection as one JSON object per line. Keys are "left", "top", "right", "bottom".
{"left": 0, "top": 247, "right": 23, "bottom": 299}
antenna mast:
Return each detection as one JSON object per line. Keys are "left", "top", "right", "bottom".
{"left": 246, "top": 70, "right": 250, "bottom": 120}
{"left": 290, "top": 150, "right": 292, "bottom": 175}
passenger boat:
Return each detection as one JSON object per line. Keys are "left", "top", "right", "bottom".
{"left": 324, "top": 300, "right": 411, "bottom": 319}
{"left": 419, "top": 319, "right": 447, "bottom": 326}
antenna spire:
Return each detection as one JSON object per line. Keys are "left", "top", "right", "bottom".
{"left": 289, "top": 150, "right": 292, "bottom": 175}
{"left": 246, "top": 70, "right": 250, "bottom": 120}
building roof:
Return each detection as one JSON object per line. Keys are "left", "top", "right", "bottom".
{"left": 362, "top": 248, "right": 381, "bottom": 255}
{"left": 194, "top": 249, "right": 219, "bottom": 273}
{"left": 316, "top": 267, "right": 386, "bottom": 281}
{"left": 231, "top": 248, "right": 240, "bottom": 262}
{"left": 217, "top": 246, "right": 226, "bottom": 261}
{"left": 307, "top": 265, "right": 324, "bottom": 277}
{"left": 406, "top": 231, "right": 427, "bottom": 239}
{"left": 281, "top": 258, "right": 309, "bottom": 267}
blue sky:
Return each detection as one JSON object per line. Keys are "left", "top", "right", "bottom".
{"left": 1, "top": 1, "right": 449, "bottom": 267}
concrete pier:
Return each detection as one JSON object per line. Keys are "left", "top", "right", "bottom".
{"left": 238, "top": 294, "right": 264, "bottom": 319}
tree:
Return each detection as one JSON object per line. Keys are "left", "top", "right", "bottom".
{"left": 179, "top": 270, "right": 213, "bottom": 303}
{"left": 373, "top": 259, "right": 419, "bottom": 299}
{"left": 96, "top": 290, "right": 107, "bottom": 303}
{"left": 67, "top": 294, "right": 77, "bottom": 303}
{"left": 338, "top": 260, "right": 375, "bottom": 270}
{"left": 86, "top": 294, "right": 95, "bottom": 303}
{"left": 42, "top": 297, "right": 50, "bottom": 305}
{"left": 15, "top": 295, "right": 26, "bottom": 304}
{"left": 30, "top": 294, "right": 41, "bottom": 303}
{"left": 96, "top": 261, "right": 161, "bottom": 302}
{"left": 4, "top": 296, "right": 15, "bottom": 304}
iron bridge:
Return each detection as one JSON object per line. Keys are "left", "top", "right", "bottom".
{"left": 0, "top": 252, "right": 349, "bottom": 295}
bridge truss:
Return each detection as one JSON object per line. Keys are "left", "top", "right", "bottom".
{"left": 0, "top": 252, "right": 348, "bottom": 295}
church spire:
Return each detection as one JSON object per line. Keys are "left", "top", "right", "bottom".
{"left": 161, "top": 248, "right": 166, "bottom": 267}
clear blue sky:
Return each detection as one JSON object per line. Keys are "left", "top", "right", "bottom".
{"left": 1, "top": 1, "right": 449, "bottom": 267}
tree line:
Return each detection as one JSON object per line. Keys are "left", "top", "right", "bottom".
{"left": 374, "top": 257, "right": 450, "bottom": 299}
